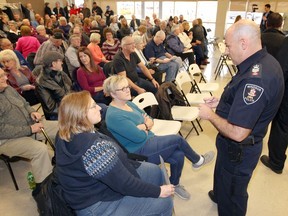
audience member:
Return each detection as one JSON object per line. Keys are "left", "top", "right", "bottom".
{"left": 81, "top": 3, "right": 91, "bottom": 19}
{"left": 133, "top": 36, "right": 163, "bottom": 84}
{"left": 87, "top": 33, "right": 110, "bottom": 67}
{"left": 15, "top": 25, "right": 40, "bottom": 59}
{"left": 63, "top": 0, "right": 70, "bottom": 20}
{"left": 0, "top": 67, "right": 57, "bottom": 201}
{"left": 53, "top": 1, "right": 66, "bottom": 20}
{"left": 197, "top": 18, "right": 209, "bottom": 60}
{"left": 113, "top": 36, "right": 159, "bottom": 95}
{"left": 35, "top": 51, "right": 71, "bottom": 120}
{"left": 101, "top": 27, "right": 121, "bottom": 61}
{"left": 166, "top": 24, "right": 195, "bottom": 66}
{"left": 77, "top": 47, "right": 111, "bottom": 105}
{"left": 0, "top": 49, "right": 38, "bottom": 105}
{"left": 65, "top": 34, "right": 81, "bottom": 77}
{"left": 144, "top": 30, "right": 181, "bottom": 82}
{"left": 58, "top": 17, "right": 71, "bottom": 39}
{"left": 34, "top": 32, "right": 66, "bottom": 66}
{"left": 35, "top": 25, "right": 49, "bottom": 44}
{"left": 118, "top": 18, "right": 131, "bottom": 39}
{"left": 104, "top": 75, "right": 215, "bottom": 200}
{"left": 109, "top": 15, "right": 119, "bottom": 35}
{"left": 129, "top": 14, "right": 141, "bottom": 32}
{"left": 55, "top": 90, "right": 174, "bottom": 215}
{"left": 82, "top": 18, "right": 91, "bottom": 36}
{"left": 0, "top": 38, "right": 32, "bottom": 70}
{"left": 70, "top": 26, "right": 89, "bottom": 47}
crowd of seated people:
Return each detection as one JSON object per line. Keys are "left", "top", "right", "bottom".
{"left": 0, "top": 2, "right": 216, "bottom": 213}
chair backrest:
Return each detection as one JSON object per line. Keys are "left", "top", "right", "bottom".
{"left": 218, "top": 42, "right": 227, "bottom": 54}
{"left": 188, "top": 64, "right": 201, "bottom": 76}
{"left": 132, "top": 92, "right": 158, "bottom": 110}
{"left": 175, "top": 72, "right": 193, "bottom": 90}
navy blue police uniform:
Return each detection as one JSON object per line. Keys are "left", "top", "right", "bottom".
{"left": 213, "top": 48, "right": 284, "bottom": 216}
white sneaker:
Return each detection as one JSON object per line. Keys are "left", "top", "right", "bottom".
{"left": 174, "top": 184, "right": 191, "bottom": 200}
{"left": 192, "top": 151, "right": 215, "bottom": 170}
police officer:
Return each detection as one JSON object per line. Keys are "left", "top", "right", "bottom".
{"left": 198, "top": 19, "right": 284, "bottom": 216}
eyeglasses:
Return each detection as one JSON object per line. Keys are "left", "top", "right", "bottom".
{"left": 0, "top": 72, "right": 8, "bottom": 78}
{"left": 115, "top": 86, "right": 131, "bottom": 92}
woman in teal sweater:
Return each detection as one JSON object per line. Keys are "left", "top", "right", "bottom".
{"left": 104, "top": 75, "right": 215, "bottom": 200}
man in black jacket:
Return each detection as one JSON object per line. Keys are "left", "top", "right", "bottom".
{"left": 260, "top": 4, "right": 273, "bottom": 32}
{"left": 261, "top": 12, "right": 285, "bottom": 58}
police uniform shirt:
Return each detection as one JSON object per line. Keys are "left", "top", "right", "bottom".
{"left": 113, "top": 51, "right": 141, "bottom": 83}
{"left": 216, "top": 48, "right": 284, "bottom": 142}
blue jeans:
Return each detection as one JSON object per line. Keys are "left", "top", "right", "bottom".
{"left": 193, "top": 45, "right": 205, "bottom": 66}
{"left": 135, "top": 135, "right": 201, "bottom": 185}
{"left": 131, "top": 78, "right": 158, "bottom": 96}
{"left": 76, "top": 162, "right": 173, "bottom": 216}
{"left": 157, "top": 57, "right": 180, "bottom": 82}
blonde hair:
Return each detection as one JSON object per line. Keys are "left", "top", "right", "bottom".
{"left": 58, "top": 91, "right": 94, "bottom": 141}
{"left": 0, "top": 49, "right": 21, "bottom": 69}
{"left": 103, "top": 75, "right": 128, "bottom": 96}
{"left": 90, "top": 33, "right": 101, "bottom": 42}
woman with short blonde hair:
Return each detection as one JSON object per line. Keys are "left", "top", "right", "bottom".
{"left": 87, "top": 33, "right": 110, "bottom": 67}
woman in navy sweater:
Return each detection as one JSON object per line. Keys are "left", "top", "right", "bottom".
{"left": 55, "top": 91, "right": 174, "bottom": 215}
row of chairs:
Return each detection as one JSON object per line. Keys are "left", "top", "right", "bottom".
{"left": 132, "top": 64, "right": 219, "bottom": 139}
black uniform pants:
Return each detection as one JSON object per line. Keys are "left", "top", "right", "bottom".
{"left": 267, "top": 113, "right": 288, "bottom": 170}
{"left": 213, "top": 134, "right": 262, "bottom": 216}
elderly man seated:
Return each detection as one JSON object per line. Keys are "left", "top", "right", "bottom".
{"left": 0, "top": 67, "right": 57, "bottom": 196}
{"left": 144, "top": 30, "right": 182, "bottom": 82}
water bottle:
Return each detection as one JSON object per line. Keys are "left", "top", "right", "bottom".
{"left": 27, "top": 171, "right": 36, "bottom": 190}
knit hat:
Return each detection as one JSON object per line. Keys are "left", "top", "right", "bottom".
{"left": 43, "top": 51, "right": 64, "bottom": 67}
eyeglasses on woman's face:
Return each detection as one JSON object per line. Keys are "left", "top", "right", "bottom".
{"left": 115, "top": 85, "right": 131, "bottom": 92}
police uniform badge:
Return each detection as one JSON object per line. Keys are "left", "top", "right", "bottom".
{"left": 251, "top": 64, "right": 262, "bottom": 77}
{"left": 243, "top": 83, "right": 264, "bottom": 105}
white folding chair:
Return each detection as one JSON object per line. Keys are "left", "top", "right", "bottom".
{"left": 132, "top": 92, "right": 182, "bottom": 136}
{"left": 214, "top": 42, "right": 237, "bottom": 80}
{"left": 188, "top": 64, "right": 219, "bottom": 96}
{"left": 175, "top": 72, "right": 211, "bottom": 106}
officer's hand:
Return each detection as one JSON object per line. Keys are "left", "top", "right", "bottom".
{"left": 203, "top": 96, "right": 219, "bottom": 108}
{"left": 198, "top": 103, "right": 214, "bottom": 120}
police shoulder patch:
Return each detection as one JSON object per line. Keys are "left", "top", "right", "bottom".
{"left": 243, "top": 83, "right": 264, "bottom": 105}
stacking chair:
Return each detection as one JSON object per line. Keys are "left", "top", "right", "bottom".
{"left": 188, "top": 64, "right": 219, "bottom": 96}
{"left": 214, "top": 42, "right": 237, "bottom": 80}
{"left": 175, "top": 72, "right": 211, "bottom": 106}
{"left": 0, "top": 154, "right": 21, "bottom": 190}
{"left": 132, "top": 92, "right": 182, "bottom": 136}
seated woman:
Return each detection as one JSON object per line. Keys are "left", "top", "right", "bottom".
{"left": 56, "top": 91, "right": 174, "bottom": 215}
{"left": 87, "top": 33, "right": 110, "bottom": 67}
{"left": 104, "top": 75, "right": 215, "bottom": 200}
{"left": 133, "top": 35, "right": 163, "bottom": 84}
{"left": 77, "top": 46, "right": 111, "bottom": 105}
{"left": 101, "top": 27, "right": 121, "bottom": 61}
{"left": 15, "top": 25, "right": 40, "bottom": 59}
{"left": 0, "top": 49, "right": 39, "bottom": 105}
{"left": 58, "top": 17, "right": 71, "bottom": 39}
{"left": 118, "top": 17, "right": 131, "bottom": 39}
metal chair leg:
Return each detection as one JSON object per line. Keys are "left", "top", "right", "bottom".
{"left": 0, "top": 155, "right": 19, "bottom": 190}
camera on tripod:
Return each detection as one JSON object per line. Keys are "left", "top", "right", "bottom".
{"left": 252, "top": 4, "right": 258, "bottom": 12}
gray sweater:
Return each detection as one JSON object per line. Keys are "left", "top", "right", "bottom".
{"left": 0, "top": 86, "right": 34, "bottom": 145}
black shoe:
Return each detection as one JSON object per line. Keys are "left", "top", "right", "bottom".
{"left": 260, "top": 155, "right": 282, "bottom": 174}
{"left": 208, "top": 190, "right": 217, "bottom": 203}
